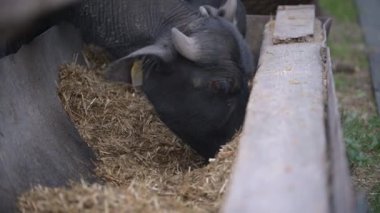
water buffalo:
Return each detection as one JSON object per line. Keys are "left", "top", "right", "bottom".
{"left": 69, "top": 0, "right": 256, "bottom": 158}
{"left": 186, "top": 0, "right": 247, "bottom": 36}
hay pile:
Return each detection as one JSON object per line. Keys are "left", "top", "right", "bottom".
{"left": 18, "top": 48, "right": 240, "bottom": 212}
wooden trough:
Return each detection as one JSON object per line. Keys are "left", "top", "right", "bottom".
{"left": 224, "top": 5, "right": 359, "bottom": 213}
{"left": 0, "top": 5, "right": 361, "bottom": 213}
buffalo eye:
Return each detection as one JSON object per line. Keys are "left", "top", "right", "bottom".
{"left": 209, "top": 78, "right": 234, "bottom": 94}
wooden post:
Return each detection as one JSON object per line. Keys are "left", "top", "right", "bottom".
{"left": 223, "top": 6, "right": 355, "bottom": 213}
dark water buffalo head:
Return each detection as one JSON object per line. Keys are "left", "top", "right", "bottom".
{"left": 107, "top": 0, "right": 255, "bottom": 158}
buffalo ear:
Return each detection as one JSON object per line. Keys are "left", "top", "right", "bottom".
{"left": 199, "top": 0, "right": 237, "bottom": 25}
{"left": 105, "top": 44, "right": 173, "bottom": 84}
{"left": 219, "top": 0, "right": 238, "bottom": 24}
{"left": 199, "top": 5, "right": 218, "bottom": 17}
{"left": 105, "top": 56, "right": 133, "bottom": 83}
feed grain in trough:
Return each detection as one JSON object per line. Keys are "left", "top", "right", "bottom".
{"left": 17, "top": 47, "right": 241, "bottom": 212}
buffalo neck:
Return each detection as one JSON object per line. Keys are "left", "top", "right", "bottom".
{"left": 70, "top": 0, "right": 203, "bottom": 59}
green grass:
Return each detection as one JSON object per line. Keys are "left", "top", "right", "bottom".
{"left": 371, "top": 184, "right": 380, "bottom": 212}
{"left": 321, "top": 0, "right": 369, "bottom": 70}
{"left": 343, "top": 113, "right": 380, "bottom": 166}
{"left": 334, "top": 73, "right": 352, "bottom": 92}
{"left": 319, "top": 0, "right": 358, "bottom": 22}
{"left": 342, "top": 113, "right": 380, "bottom": 212}
{"left": 319, "top": 0, "right": 380, "bottom": 211}
{"left": 329, "top": 39, "right": 369, "bottom": 70}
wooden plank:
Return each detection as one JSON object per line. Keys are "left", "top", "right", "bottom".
{"left": 222, "top": 7, "right": 329, "bottom": 213}
{"left": 273, "top": 5, "right": 315, "bottom": 44}
{"left": 0, "top": 24, "right": 96, "bottom": 212}
{"left": 323, "top": 45, "right": 356, "bottom": 213}
{"left": 223, "top": 42, "right": 328, "bottom": 213}
{"left": 223, "top": 31, "right": 328, "bottom": 213}
{"left": 245, "top": 15, "right": 270, "bottom": 60}
{"left": 355, "top": 0, "right": 380, "bottom": 115}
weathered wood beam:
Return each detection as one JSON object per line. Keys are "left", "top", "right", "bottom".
{"left": 273, "top": 5, "right": 315, "bottom": 44}
{"left": 323, "top": 45, "right": 356, "bottom": 213}
{"left": 223, "top": 6, "right": 355, "bottom": 213}
{"left": 245, "top": 15, "right": 270, "bottom": 61}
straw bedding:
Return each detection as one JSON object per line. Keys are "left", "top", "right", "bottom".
{"left": 18, "top": 47, "right": 241, "bottom": 212}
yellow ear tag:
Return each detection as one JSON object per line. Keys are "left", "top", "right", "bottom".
{"left": 131, "top": 60, "right": 143, "bottom": 87}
